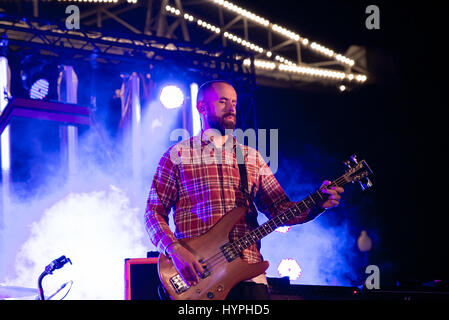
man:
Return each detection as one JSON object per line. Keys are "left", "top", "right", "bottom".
{"left": 145, "top": 80, "right": 344, "bottom": 300}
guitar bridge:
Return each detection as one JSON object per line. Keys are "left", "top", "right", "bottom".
{"left": 169, "top": 274, "right": 190, "bottom": 294}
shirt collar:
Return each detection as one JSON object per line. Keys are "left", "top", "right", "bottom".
{"left": 199, "top": 129, "right": 238, "bottom": 149}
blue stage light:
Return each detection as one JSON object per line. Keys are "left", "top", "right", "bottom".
{"left": 190, "top": 83, "right": 201, "bottom": 136}
{"left": 277, "top": 258, "right": 302, "bottom": 280}
{"left": 159, "top": 85, "right": 184, "bottom": 109}
{"left": 275, "top": 226, "right": 291, "bottom": 233}
{"left": 29, "top": 78, "right": 49, "bottom": 100}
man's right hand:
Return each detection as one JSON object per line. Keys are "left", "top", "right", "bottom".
{"left": 167, "top": 243, "right": 204, "bottom": 287}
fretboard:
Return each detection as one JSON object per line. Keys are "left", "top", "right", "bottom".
{"left": 224, "top": 176, "right": 349, "bottom": 258}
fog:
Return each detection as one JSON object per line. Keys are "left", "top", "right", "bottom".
{"left": 0, "top": 100, "right": 367, "bottom": 299}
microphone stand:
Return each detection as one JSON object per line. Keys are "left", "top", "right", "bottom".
{"left": 37, "top": 256, "right": 72, "bottom": 300}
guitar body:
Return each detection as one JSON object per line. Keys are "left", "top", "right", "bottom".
{"left": 158, "top": 206, "right": 269, "bottom": 300}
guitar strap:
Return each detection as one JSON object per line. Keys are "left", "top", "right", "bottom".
{"left": 235, "top": 143, "right": 261, "bottom": 251}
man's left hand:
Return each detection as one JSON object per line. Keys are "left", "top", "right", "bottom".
{"left": 319, "top": 180, "right": 344, "bottom": 209}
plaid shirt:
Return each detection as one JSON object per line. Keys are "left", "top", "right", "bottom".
{"left": 144, "top": 132, "right": 315, "bottom": 265}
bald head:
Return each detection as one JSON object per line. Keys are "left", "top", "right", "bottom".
{"left": 197, "top": 80, "right": 233, "bottom": 102}
{"left": 196, "top": 80, "right": 237, "bottom": 134}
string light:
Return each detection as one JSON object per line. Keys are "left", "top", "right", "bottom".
{"left": 184, "top": 13, "right": 194, "bottom": 22}
{"left": 336, "top": 53, "right": 355, "bottom": 66}
{"left": 212, "top": 0, "right": 269, "bottom": 26}
{"left": 274, "top": 55, "right": 295, "bottom": 66}
{"left": 272, "top": 24, "right": 300, "bottom": 41}
{"left": 224, "top": 32, "right": 263, "bottom": 53}
{"left": 243, "top": 58, "right": 276, "bottom": 70}
{"left": 63, "top": 0, "right": 357, "bottom": 68}
{"left": 198, "top": 19, "right": 221, "bottom": 34}
{"left": 166, "top": 5, "right": 220, "bottom": 33}
{"left": 209, "top": 0, "right": 356, "bottom": 66}
{"left": 165, "top": 4, "right": 366, "bottom": 81}
{"left": 310, "top": 42, "right": 334, "bottom": 57}
{"left": 57, "top": 0, "right": 119, "bottom": 2}
{"left": 244, "top": 59, "right": 368, "bottom": 82}
{"left": 279, "top": 64, "right": 346, "bottom": 80}
{"left": 166, "top": 5, "right": 181, "bottom": 16}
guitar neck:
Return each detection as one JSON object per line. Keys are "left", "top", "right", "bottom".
{"left": 228, "top": 176, "right": 349, "bottom": 255}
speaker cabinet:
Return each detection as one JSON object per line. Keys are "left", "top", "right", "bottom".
{"left": 267, "top": 277, "right": 361, "bottom": 300}
{"left": 124, "top": 257, "right": 161, "bottom": 300}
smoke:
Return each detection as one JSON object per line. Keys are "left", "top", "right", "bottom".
{"left": 0, "top": 82, "right": 191, "bottom": 298}
{"left": 0, "top": 115, "right": 164, "bottom": 299}
{"left": 259, "top": 150, "right": 364, "bottom": 286}
{"left": 261, "top": 217, "right": 359, "bottom": 286}
{"left": 5, "top": 185, "right": 146, "bottom": 299}
{"left": 0, "top": 91, "right": 368, "bottom": 299}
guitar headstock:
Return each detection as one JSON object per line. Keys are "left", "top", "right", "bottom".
{"left": 343, "top": 154, "right": 374, "bottom": 191}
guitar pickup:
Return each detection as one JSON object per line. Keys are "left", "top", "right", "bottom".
{"left": 220, "top": 243, "right": 238, "bottom": 262}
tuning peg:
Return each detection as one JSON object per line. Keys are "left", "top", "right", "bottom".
{"left": 359, "top": 177, "right": 373, "bottom": 191}
{"left": 350, "top": 154, "right": 358, "bottom": 164}
{"left": 343, "top": 159, "right": 352, "bottom": 169}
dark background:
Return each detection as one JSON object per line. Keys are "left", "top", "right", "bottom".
{"left": 248, "top": 0, "right": 448, "bottom": 284}
{"left": 2, "top": 0, "right": 448, "bottom": 286}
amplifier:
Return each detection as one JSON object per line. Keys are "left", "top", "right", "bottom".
{"left": 124, "top": 255, "right": 161, "bottom": 300}
{"left": 124, "top": 257, "right": 363, "bottom": 300}
{"left": 267, "top": 277, "right": 362, "bottom": 300}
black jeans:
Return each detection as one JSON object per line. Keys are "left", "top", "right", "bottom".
{"left": 225, "top": 282, "right": 270, "bottom": 300}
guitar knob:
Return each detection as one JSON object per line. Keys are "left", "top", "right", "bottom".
{"left": 350, "top": 154, "right": 358, "bottom": 164}
{"left": 207, "top": 292, "right": 214, "bottom": 299}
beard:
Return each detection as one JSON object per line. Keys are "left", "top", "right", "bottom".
{"left": 205, "top": 113, "right": 236, "bottom": 135}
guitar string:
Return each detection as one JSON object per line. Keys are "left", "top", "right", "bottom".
{"left": 172, "top": 176, "right": 354, "bottom": 288}
{"left": 196, "top": 205, "right": 320, "bottom": 274}
{"left": 190, "top": 177, "right": 349, "bottom": 278}
{"left": 221, "top": 177, "right": 347, "bottom": 257}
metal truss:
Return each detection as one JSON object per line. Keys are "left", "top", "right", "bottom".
{"left": 0, "top": 0, "right": 368, "bottom": 90}
{"left": 0, "top": 12, "right": 254, "bottom": 81}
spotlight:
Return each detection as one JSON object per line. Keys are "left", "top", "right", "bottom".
{"left": 29, "top": 79, "right": 50, "bottom": 100}
{"left": 190, "top": 83, "right": 201, "bottom": 136}
{"left": 277, "top": 258, "right": 302, "bottom": 280}
{"left": 20, "top": 55, "right": 58, "bottom": 100}
{"left": 159, "top": 85, "right": 184, "bottom": 109}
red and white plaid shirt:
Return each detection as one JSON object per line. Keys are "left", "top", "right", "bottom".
{"left": 144, "top": 132, "right": 315, "bottom": 265}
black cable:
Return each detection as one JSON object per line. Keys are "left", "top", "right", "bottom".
{"left": 37, "top": 271, "right": 48, "bottom": 300}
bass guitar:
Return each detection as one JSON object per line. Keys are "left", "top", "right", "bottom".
{"left": 158, "top": 154, "right": 373, "bottom": 300}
